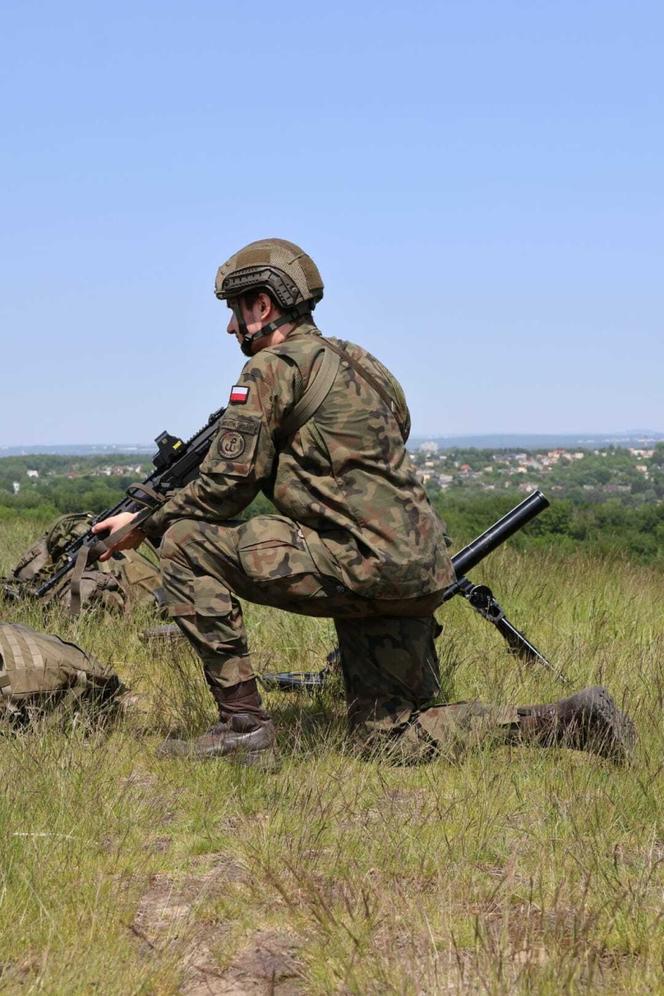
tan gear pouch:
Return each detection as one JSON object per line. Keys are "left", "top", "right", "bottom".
{"left": 0, "top": 622, "right": 123, "bottom": 705}
{"left": 45, "top": 569, "right": 127, "bottom": 616}
{"left": 10, "top": 512, "right": 93, "bottom": 584}
{"left": 10, "top": 535, "right": 51, "bottom": 583}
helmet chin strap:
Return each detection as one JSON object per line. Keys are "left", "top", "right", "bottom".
{"left": 232, "top": 301, "right": 312, "bottom": 357}
{"left": 239, "top": 315, "right": 293, "bottom": 357}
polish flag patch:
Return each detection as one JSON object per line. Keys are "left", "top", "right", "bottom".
{"left": 229, "top": 385, "right": 250, "bottom": 404}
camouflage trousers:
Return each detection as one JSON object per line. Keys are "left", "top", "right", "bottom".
{"left": 159, "top": 515, "right": 519, "bottom": 754}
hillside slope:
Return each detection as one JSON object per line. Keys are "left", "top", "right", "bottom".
{"left": 0, "top": 517, "right": 662, "bottom": 993}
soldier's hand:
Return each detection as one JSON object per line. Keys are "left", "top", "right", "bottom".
{"left": 92, "top": 511, "right": 145, "bottom": 561}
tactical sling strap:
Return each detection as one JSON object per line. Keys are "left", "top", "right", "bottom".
{"left": 276, "top": 336, "right": 409, "bottom": 444}
{"left": 277, "top": 346, "right": 341, "bottom": 442}
{"left": 322, "top": 338, "right": 409, "bottom": 441}
{"left": 69, "top": 486, "right": 166, "bottom": 615}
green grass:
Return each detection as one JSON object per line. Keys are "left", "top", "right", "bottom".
{"left": 0, "top": 517, "right": 663, "bottom": 993}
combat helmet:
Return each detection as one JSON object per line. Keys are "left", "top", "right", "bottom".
{"left": 215, "top": 238, "right": 323, "bottom": 355}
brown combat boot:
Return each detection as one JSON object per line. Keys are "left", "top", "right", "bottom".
{"left": 516, "top": 686, "right": 636, "bottom": 762}
{"left": 157, "top": 678, "right": 278, "bottom": 768}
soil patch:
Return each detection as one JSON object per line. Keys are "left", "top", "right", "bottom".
{"left": 182, "top": 929, "right": 303, "bottom": 996}
{"left": 134, "top": 854, "right": 246, "bottom": 946}
{"left": 133, "top": 855, "right": 304, "bottom": 993}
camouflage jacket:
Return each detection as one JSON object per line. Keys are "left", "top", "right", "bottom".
{"left": 145, "top": 323, "right": 454, "bottom": 599}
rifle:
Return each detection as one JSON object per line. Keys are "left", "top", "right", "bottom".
{"left": 259, "top": 490, "right": 569, "bottom": 691}
{"left": 31, "top": 407, "right": 226, "bottom": 601}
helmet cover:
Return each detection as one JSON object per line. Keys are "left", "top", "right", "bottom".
{"left": 215, "top": 238, "right": 324, "bottom": 311}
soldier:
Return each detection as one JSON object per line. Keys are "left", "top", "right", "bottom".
{"left": 94, "top": 239, "right": 635, "bottom": 766}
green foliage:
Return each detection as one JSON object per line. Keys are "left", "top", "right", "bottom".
{"left": 651, "top": 442, "right": 664, "bottom": 468}
{"left": 0, "top": 457, "right": 278, "bottom": 522}
{"left": 3, "top": 450, "right": 662, "bottom": 570}
{"left": 241, "top": 491, "right": 276, "bottom": 519}
{"left": 432, "top": 490, "right": 664, "bottom": 569}
{"left": 0, "top": 476, "right": 132, "bottom": 515}
{"left": 0, "top": 454, "right": 151, "bottom": 492}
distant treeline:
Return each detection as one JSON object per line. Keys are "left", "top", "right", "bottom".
{"left": 0, "top": 455, "right": 152, "bottom": 516}
{"left": 432, "top": 491, "right": 664, "bottom": 568}
{"left": 0, "top": 453, "right": 150, "bottom": 485}
{"left": 1, "top": 472, "right": 662, "bottom": 569}
{"left": 0, "top": 475, "right": 276, "bottom": 525}
{"left": 0, "top": 475, "right": 142, "bottom": 516}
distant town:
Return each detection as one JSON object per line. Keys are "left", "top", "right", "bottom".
{"left": 5, "top": 461, "right": 150, "bottom": 496}
{"left": 411, "top": 442, "right": 664, "bottom": 502}
{"left": 1, "top": 436, "right": 664, "bottom": 508}
{"left": 3, "top": 430, "right": 664, "bottom": 459}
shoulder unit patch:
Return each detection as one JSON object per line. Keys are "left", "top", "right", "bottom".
{"left": 218, "top": 430, "right": 246, "bottom": 459}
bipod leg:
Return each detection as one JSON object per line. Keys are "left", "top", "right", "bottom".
{"left": 457, "top": 578, "right": 570, "bottom": 686}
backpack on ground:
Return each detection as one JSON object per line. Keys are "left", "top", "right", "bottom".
{"left": 6, "top": 512, "right": 164, "bottom": 616}
{"left": 0, "top": 622, "right": 125, "bottom": 726}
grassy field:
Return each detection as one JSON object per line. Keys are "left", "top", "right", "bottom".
{"left": 0, "top": 515, "right": 663, "bottom": 994}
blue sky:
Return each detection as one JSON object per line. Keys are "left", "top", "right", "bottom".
{"left": 1, "top": 0, "right": 662, "bottom": 445}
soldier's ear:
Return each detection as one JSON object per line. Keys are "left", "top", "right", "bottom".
{"left": 258, "top": 291, "right": 276, "bottom": 320}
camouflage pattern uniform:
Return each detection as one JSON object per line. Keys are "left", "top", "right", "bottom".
{"left": 144, "top": 322, "right": 457, "bottom": 741}
{"left": 139, "top": 233, "right": 635, "bottom": 765}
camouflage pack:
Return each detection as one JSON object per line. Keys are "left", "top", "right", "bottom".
{"left": 6, "top": 512, "right": 163, "bottom": 615}
{"left": 0, "top": 622, "right": 124, "bottom": 724}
